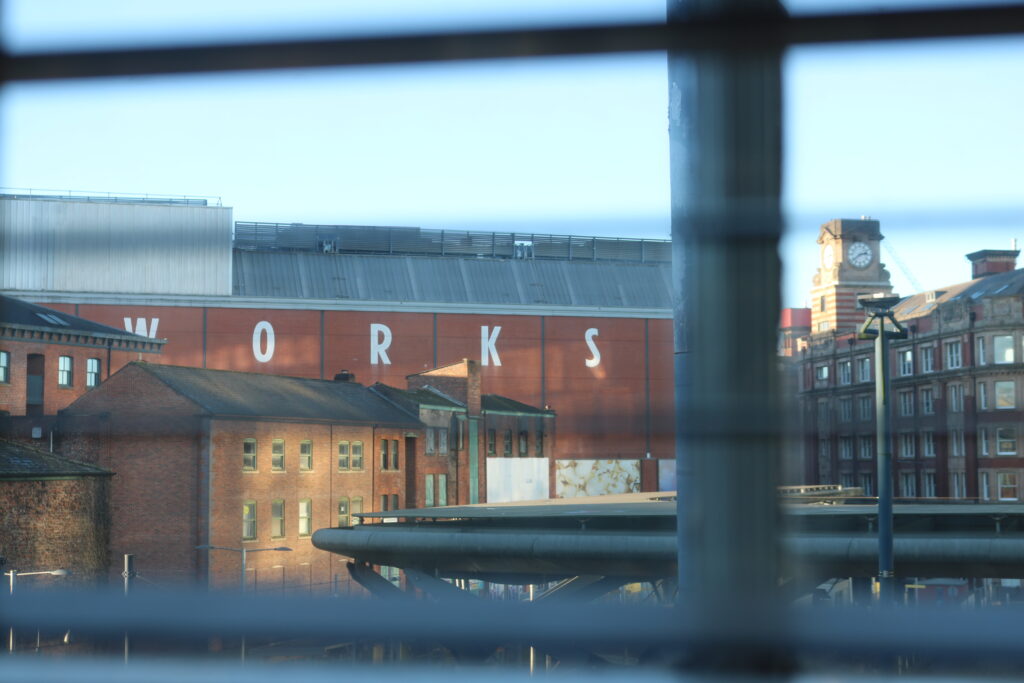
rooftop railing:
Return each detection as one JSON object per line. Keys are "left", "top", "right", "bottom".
{"left": 0, "top": 187, "right": 222, "bottom": 206}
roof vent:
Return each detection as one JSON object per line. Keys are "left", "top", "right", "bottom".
{"left": 334, "top": 370, "right": 356, "bottom": 382}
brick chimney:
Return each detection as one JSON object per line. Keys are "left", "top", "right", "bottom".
{"left": 967, "top": 248, "right": 1019, "bottom": 279}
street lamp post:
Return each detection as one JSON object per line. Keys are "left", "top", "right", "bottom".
{"left": 195, "top": 545, "right": 292, "bottom": 593}
{"left": 6, "top": 568, "right": 70, "bottom": 653}
{"left": 195, "top": 545, "right": 291, "bottom": 663}
{"left": 857, "top": 294, "right": 907, "bottom": 605}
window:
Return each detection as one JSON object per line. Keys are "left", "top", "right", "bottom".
{"left": 857, "top": 357, "right": 871, "bottom": 382}
{"left": 898, "top": 390, "right": 914, "bottom": 417}
{"left": 298, "top": 499, "right": 312, "bottom": 536}
{"left": 454, "top": 420, "right": 464, "bottom": 451}
{"left": 839, "top": 473, "right": 854, "bottom": 488}
{"left": 58, "top": 355, "right": 73, "bottom": 387}
{"left": 818, "top": 438, "right": 829, "bottom": 460}
{"left": 838, "top": 360, "right": 852, "bottom": 385}
{"left": 817, "top": 321, "right": 830, "bottom": 332}
{"left": 518, "top": 430, "right": 529, "bottom": 456}
{"left": 980, "top": 427, "right": 990, "bottom": 456}
{"left": 998, "top": 472, "right": 1019, "bottom": 501}
{"left": 981, "top": 473, "right": 991, "bottom": 501}
{"left": 425, "top": 474, "right": 435, "bottom": 507}
{"left": 898, "top": 433, "right": 915, "bottom": 458}
{"left": 352, "top": 441, "right": 364, "bottom": 469}
{"left": 815, "top": 364, "right": 829, "bottom": 382}
{"left": 338, "top": 441, "right": 350, "bottom": 470}
{"left": 976, "top": 336, "right": 987, "bottom": 366}
{"left": 922, "top": 472, "right": 936, "bottom": 498}
{"left": 271, "top": 499, "right": 285, "bottom": 538}
{"left": 950, "top": 429, "right": 964, "bottom": 457}
{"left": 487, "top": 429, "right": 496, "bottom": 455}
{"left": 951, "top": 472, "right": 966, "bottom": 499}
{"left": 391, "top": 494, "right": 399, "bottom": 511}
{"left": 381, "top": 438, "right": 390, "bottom": 470}
{"left": 437, "top": 428, "right": 448, "bottom": 454}
{"left": 299, "top": 440, "right": 312, "bottom": 470}
{"left": 858, "top": 436, "right": 873, "bottom": 460}
{"left": 86, "top": 358, "right": 101, "bottom": 387}
{"left": 242, "top": 501, "right": 257, "bottom": 541}
{"left": 922, "top": 431, "right": 935, "bottom": 458}
{"left": 819, "top": 295, "right": 826, "bottom": 312}
{"left": 977, "top": 381, "right": 988, "bottom": 410}
{"left": 503, "top": 429, "right": 513, "bottom": 456}
{"left": 859, "top": 473, "right": 873, "bottom": 497}
{"left": 945, "top": 341, "right": 962, "bottom": 369}
{"left": 994, "top": 334, "right": 1015, "bottom": 364}
{"left": 899, "top": 472, "right": 917, "bottom": 498}
{"left": 338, "top": 498, "right": 350, "bottom": 527}
{"left": 920, "top": 387, "right": 934, "bottom": 415}
{"left": 838, "top": 436, "right": 853, "bottom": 460}
{"left": 996, "top": 380, "right": 1016, "bottom": 409}
{"left": 351, "top": 497, "right": 363, "bottom": 525}
{"left": 243, "top": 438, "right": 257, "bottom": 471}
{"left": 997, "top": 428, "right": 1017, "bottom": 456}
{"left": 381, "top": 495, "right": 389, "bottom": 512}
{"left": 838, "top": 398, "right": 853, "bottom": 423}
{"left": 426, "top": 428, "right": 435, "bottom": 455}
{"left": 0, "top": 350, "right": 8, "bottom": 383}
{"left": 392, "top": 439, "right": 400, "bottom": 470}
{"left": 536, "top": 430, "right": 544, "bottom": 456}
{"left": 948, "top": 383, "right": 964, "bottom": 413}
{"left": 920, "top": 346, "right": 934, "bottom": 373}
{"left": 438, "top": 474, "right": 448, "bottom": 507}
{"left": 272, "top": 439, "right": 285, "bottom": 471}
{"left": 858, "top": 395, "right": 872, "bottom": 421}
{"left": 898, "top": 349, "right": 913, "bottom": 376}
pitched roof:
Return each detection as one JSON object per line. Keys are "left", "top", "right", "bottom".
{"left": 0, "top": 294, "right": 163, "bottom": 351}
{"left": 370, "top": 383, "right": 463, "bottom": 411}
{"left": 482, "top": 394, "right": 554, "bottom": 416}
{"left": 894, "top": 268, "right": 1024, "bottom": 321}
{"left": 127, "top": 363, "right": 420, "bottom": 426}
{"left": 0, "top": 439, "right": 111, "bottom": 479}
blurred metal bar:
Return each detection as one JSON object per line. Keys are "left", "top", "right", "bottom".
{"left": 668, "top": 0, "right": 784, "bottom": 615}
{"left": 2, "top": 4, "right": 1024, "bottom": 82}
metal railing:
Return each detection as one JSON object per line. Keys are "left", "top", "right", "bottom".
{"left": 0, "top": 187, "right": 221, "bottom": 206}
{"left": 233, "top": 221, "right": 672, "bottom": 263}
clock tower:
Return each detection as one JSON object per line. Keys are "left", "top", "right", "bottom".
{"left": 810, "top": 218, "right": 892, "bottom": 333}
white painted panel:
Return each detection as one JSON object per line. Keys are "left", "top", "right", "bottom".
{"left": 657, "top": 459, "right": 676, "bottom": 492}
{"left": 486, "top": 457, "right": 549, "bottom": 503}
{"left": 1, "top": 197, "right": 232, "bottom": 296}
{"left": 554, "top": 459, "right": 640, "bottom": 498}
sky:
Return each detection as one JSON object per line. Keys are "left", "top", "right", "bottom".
{"left": 1, "top": 0, "right": 1022, "bottom": 307}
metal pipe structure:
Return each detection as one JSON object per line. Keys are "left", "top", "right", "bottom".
{"left": 5, "top": 568, "right": 69, "bottom": 653}
{"left": 858, "top": 295, "right": 907, "bottom": 603}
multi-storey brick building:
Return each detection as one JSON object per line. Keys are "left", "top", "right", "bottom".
{"left": 59, "top": 362, "right": 421, "bottom": 593}
{"left": 795, "top": 219, "right": 1024, "bottom": 501}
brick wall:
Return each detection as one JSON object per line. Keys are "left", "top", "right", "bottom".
{"left": 0, "top": 476, "right": 110, "bottom": 586}
{"left": 0, "top": 339, "right": 116, "bottom": 416}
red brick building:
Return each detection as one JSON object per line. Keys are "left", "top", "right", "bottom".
{"left": 59, "top": 362, "right": 421, "bottom": 593}
{"left": 0, "top": 294, "right": 163, "bottom": 439}
{"left": 0, "top": 438, "right": 111, "bottom": 586}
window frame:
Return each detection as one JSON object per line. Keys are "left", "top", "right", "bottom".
{"left": 945, "top": 341, "right": 962, "bottom": 369}
{"left": 242, "top": 438, "right": 257, "bottom": 472}
{"left": 920, "top": 387, "right": 934, "bottom": 415}
{"left": 57, "top": 355, "right": 73, "bottom": 387}
{"left": 994, "top": 334, "right": 1015, "bottom": 364}
{"left": 898, "top": 349, "right": 913, "bottom": 377}
{"left": 920, "top": 346, "right": 934, "bottom": 373}
{"left": 271, "top": 498, "right": 285, "bottom": 539}
{"left": 838, "top": 360, "right": 852, "bottom": 385}
{"left": 338, "top": 440, "right": 350, "bottom": 470}
{"left": 997, "top": 427, "right": 1017, "bottom": 456}
{"left": 299, "top": 440, "right": 313, "bottom": 471}
{"left": 242, "top": 500, "right": 257, "bottom": 541}
{"left": 338, "top": 497, "right": 350, "bottom": 527}
{"left": 86, "top": 357, "right": 101, "bottom": 387}
{"left": 271, "top": 438, "right": 285, "bottom": 471}
{"left": 0, "top": 350, "right": 9, "bottom": 384}
{"left": 998, "top": 472, "right": 1019, "bottom": 502}
{"left": 995, "top": 380, "right": 1016, "bottom": 410}
{"left": 351, "top": 440, "right": 364, "bottom": 470}
{"left": 298, "top": 498, "right": 312, "bottom": 536}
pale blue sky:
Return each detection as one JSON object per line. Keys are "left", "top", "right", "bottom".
{"left": 2, "top": 1, "right": 1022, "bottom": 306}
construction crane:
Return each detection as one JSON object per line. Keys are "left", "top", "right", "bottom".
{"left": 882, "top": 239, "right": 924, "bottom": 294}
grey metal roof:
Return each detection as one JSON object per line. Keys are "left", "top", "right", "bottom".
{"left": 0, "top": 439, "right": 111, "bottom": 479}
{"left": 370, "top": 383, "right": 463, "bottom": 412}
{"left": 117, "top": 363, "right": 421, "bottom": 426}
{"left": 232, "top": 251, "right": 672, "bottom": 309}
{"left": 482, "top": 394, "right": 554, "bottom": 416}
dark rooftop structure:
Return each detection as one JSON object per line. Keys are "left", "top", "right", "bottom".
{"left": 0, "top": 438, "right": 110, "bottom": 479}
{"left": 0, "top": 294, "right": 164, "bottom": 353}
{"left": 105, "top": 362, "right": 421, "bottom": 426}
{"left": 894, "top": 265, "right": 1024, "bottom": 322}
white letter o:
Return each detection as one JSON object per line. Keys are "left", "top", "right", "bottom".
{"left": 252, "top": 321, "right": 275, "bottom": 363}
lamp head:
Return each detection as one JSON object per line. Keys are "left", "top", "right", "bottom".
{"left": 859, "top": 294, "right": 902, "bottom": 312}
{"left": 49, "top": 569, "right": 70, "bottom": 577}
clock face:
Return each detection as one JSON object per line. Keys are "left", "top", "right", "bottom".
{"left": 847, "top": 242, "right": 872, "bottom": 269}
{"left": 822, "top": 244, "right": 835, "bottom": 268}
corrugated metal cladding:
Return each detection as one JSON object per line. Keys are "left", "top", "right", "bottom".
{"left": 0, "top": 197, "right": 232, "bottom": 296}
{"left": 232, "top": 250, "right": 672, "bottom": 308}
